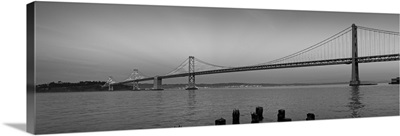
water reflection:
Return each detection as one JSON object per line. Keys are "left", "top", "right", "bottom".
{"left": 155, "top": 91, "right": 164, "bottom": 106}
{"left": 154, "top": 91, "right": 165, "bottom": 117}
{"left": 347, "top": 86, "right": 365, "bottom": 117}
{"left": 187, "top": 90, "right": 197, "bottom": 108}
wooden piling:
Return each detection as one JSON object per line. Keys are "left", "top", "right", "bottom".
{"left": 232, "top": 109, "right": 240, "bottom": 124}
{"left": 277, "top": 109, "right": 292, "bottom": 122}
{"left": 277, "top": 109, "right": 285, "bottom": 121}
{"left": 215, "top": 118, "right": 226, "bottom": 125}
{"left": 306, "top": 113, "right": 315, "bottom": 120}
{"left": 256, "top": 106, "right": 264, "bottom": 120}
{"left": 251, "top": 112, "right": 260, "bottom": 123}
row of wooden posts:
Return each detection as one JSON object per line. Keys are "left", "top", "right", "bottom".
{"left": 215, "top": 107, "right": 315, "bottom": 125}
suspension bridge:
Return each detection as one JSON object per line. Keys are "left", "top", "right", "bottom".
{"left": 103, "top": 24, "right": 399, "bottom": 91}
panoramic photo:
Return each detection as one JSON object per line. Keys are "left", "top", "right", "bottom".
{"left": 30, "top": 2, "right": 399, "bottom": 134}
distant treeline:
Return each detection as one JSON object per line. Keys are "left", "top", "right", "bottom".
{"left": 36, "top": 81, "right": 108, "bottom": 92}
{"left": 37, "top": 81, "right": 106, "bottom": 88}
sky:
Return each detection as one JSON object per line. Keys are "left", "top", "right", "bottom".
{"left": 34, "top": 2, "right": 399, "bottom": 84}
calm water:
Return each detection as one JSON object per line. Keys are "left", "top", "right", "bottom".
{"left": 36, "top": 84, "right": 399, "bottom": 134}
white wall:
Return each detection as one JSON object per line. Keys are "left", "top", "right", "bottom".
{"left": 0, "top": 0, "right": 399, "bottom": 136}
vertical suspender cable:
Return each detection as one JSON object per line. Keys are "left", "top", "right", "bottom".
{"left": 383, "top": 33, "right": 386, "bottom": 54}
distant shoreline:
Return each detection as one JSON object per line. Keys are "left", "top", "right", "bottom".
{"left": 35, "top": 80, "right": 393, "bottom": 93}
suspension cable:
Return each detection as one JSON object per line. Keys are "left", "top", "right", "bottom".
{"left": 194, "top": 58, "right": 231, "bottom": 68}
{"left": 257, "top": 27, "right": 352, "bottom": 65}
{"left": 165, "top": 58, "right": 189, "bottom": 75}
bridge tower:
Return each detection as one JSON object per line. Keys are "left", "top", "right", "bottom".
{"left": 132, "top": 81, "right": 140, "bottom": 90}
{"left": 186, "top": 56, "right": 198, "bottom": 90}
{"left": 152, "top": 76, "right": 163, "bottom": 90}
{"left": 105, "top": 76, "right": 115, "bottom": 91}
{"left": 349, "top": 24, "right": 361, "bottom": 86}
{"left": 131, "top": 69, "right": 141, "bottom": 90}
{"left": 108, "top": 85, "right": 114, "bottom": 91}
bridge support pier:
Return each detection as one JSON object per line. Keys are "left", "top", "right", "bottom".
{"left": 186, "top": 74, "right": 198, "bottom": 90}
{"left": 132, "top": 81, "right": 140, "bottom": 91}
{"left": 350, "top": 24, "right": 361, "bottom": 86}
{"left": 186, "top": 56, "right": 198, "bottom": 90}
{"left": 152, "top": 76, "right": 163, "bottom": 90}
{"left": 108, "top": 85, "right": 114, "bottom": 91}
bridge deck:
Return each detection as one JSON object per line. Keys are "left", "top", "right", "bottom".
{"left": 112, "top": 54, "right": 399, "bottom": 85}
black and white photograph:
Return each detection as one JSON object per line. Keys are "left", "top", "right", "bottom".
{"left": 22, "top": 0, "right": 400, "bottom": 135}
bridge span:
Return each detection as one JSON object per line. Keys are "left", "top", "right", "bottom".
{"left": 104, "top": 24, "right": 399, "bottom": 91}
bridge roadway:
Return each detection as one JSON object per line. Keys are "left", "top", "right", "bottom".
{"left": 111, "top": 53, "right": 399, "bottom": 85}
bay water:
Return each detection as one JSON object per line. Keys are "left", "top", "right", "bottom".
{"left": 36, "top": 84, "right": 399, "bottom": 134}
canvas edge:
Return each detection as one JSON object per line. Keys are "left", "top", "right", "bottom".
{"left": 27, "top": 1, "right": 36, "bottom": 134}
{"left": 23, "top": 1, "right": 400, "bottom": 15}
{"left": 23, "top": 1, "right": 400, "bottom": 135}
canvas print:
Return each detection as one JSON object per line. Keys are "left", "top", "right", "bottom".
{"left": 27, "top": 2, "right": 399, "bottom": 134}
